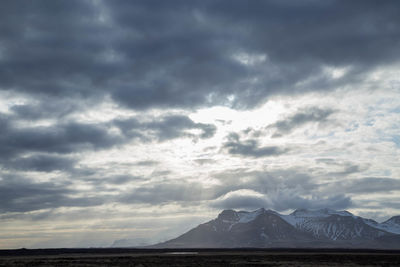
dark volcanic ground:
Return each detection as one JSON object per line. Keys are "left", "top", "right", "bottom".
{"left": 0, "top": 248, "right": 400, "bottom": 266}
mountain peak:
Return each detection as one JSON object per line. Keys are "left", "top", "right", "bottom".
{"left": 217, "top": 209, "right": 239, "bottom": 221}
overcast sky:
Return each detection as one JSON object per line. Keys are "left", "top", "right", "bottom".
{"left": 1, "top": 0, "right": 400, "bottom": 248}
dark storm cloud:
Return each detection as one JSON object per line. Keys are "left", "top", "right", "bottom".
{"left": 114, "top": 115, "right": 216, "bottom": 141}
{"left": 268, "top": 107, "right": 336, "bottom": 137}
{"left": 222, "top": 133, "right": 289, "bottom": 157}
{"left": 1, "top": 0, "right": 400, "bottom": 111}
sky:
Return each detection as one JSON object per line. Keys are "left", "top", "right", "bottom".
{"left": 0, "top": 0, "right": 400, "bottom": 249}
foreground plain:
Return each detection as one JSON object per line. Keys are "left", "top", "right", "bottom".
{"left": 0, "top": 248, "right": 400, "bottom": 266}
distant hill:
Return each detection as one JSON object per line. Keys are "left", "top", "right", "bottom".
{"left": 152, "top": 208, "right": 400, "bottom": 249}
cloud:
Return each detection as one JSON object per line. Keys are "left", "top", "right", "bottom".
{"left": 329, "top": 177, "right": 400, "bottom": 194}
{"left": 114, "top": 114, "right": 216, "bottom": 142}
{"left": 4, "top": 154, "right": 76, "bottom": 172}
{"left": 270, "top": 192, "right": 352, "bottom": 212}
{"left": 0, "top": 112, "right": 215, "bottom": 174}
{"left": 194, "top": 158, "right": 216, "bottom": 165}
{"left": 119, "top": 181, "right": 216, "bottom": 204}
{"left": 210, "top": 189, "right": 271, "bottom": 210}
{"left": 1, "top": 1, "right": 400, "bottom": 111}
{"left": 0, "top": 174, "right": 106, "bottom": 212}
{"left": 10, "top": 100, "right": 80, "bottom": 120}
{"left": 133, "top": 160, "right": 159, "bottom": 166}
{"left": 268, "top": 107, "right": 335, "bottom": 137}
{"left": 222, "top": 133, "right": 289, "bottom": 157}
{"left": 209, "top": 167, "right": 355, "bottom": 212}
{"left": 0, "top": 118, "right": 124, "bottom": 159}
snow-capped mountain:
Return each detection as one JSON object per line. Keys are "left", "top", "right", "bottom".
{"left": 154, "top": 208, "right": 313, "bottom": 248}
{"left": 152, "top": 208, "right": 400, "bottom": 248}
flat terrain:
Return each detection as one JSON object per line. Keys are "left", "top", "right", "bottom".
{"left": 0, "top": 248, "right": 399, "bottom": 266}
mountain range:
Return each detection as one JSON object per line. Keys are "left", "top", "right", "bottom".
{"left": 152, "top": 208, "right": 400, "bottom": 249}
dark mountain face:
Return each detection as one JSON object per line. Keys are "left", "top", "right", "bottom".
{"left": 153, "top": 208, "right": 400, "bottom": 249}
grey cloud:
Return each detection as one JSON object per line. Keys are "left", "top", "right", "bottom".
{"left": 0, "top": 165, "right": 359, "bottom": 213}
{"left": 270, "top": 193, "right": 352, "bottom": 212}
{"left": 209, "top": 167, "right": 354, "bottom": 211}
{"left": 222, "top": 133, "right": 289, "bottom": 157}
{"left": 337, "top": 177, "right": 400, "bottom": 194}
{"left": 0, "top": 118, "right": 124, "bottom": 159}
{"left": 0, "top": 175, "right": 106, "bottom": 212}
{"left": 114, "top": 115, "right": 216, "bottom": 142}
{"left": 134, "top": 160, "right": 159, "bottom": 166}
{"left": 315, "top": 158, "right": 337, "bottom": 165}
{"left": 84, "top": 174, "right": 144, "bottom": 186}
{"left": 119, "top": 181, "right": 216, "bottom": 204}
{"left": 315, "top": 158, "right": 367, "bottom": 177}
{"left": 211, "top": 190, "right": 352, "bottom": 212}
{"left": 114, "top": 172, "right": 399, "bottom": 210}
{"left": 328, "top": 164, "right": 364, "bottom": 177}
{"left": 211, "top": 168, "right": 319, "bottom": 199}
{"left": 268, "top": 107, "right": 335, "bottom": 137}
{"left": 1, "top": 1, "right": 400, "bottom": 111}
{"left": 194, "top": 158, "right": 216, "bottom": 165}
{"left": 10, "top": 100, "right": 80, "bottom": 120}
{"left": 4, "top": 154, "right": 76, "bottom": 172}
{"left": 0, "top": 209, "right": 56, "bottom": 221}
{"left": 0, "top": 112, "right": 212, "bottom": 173}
